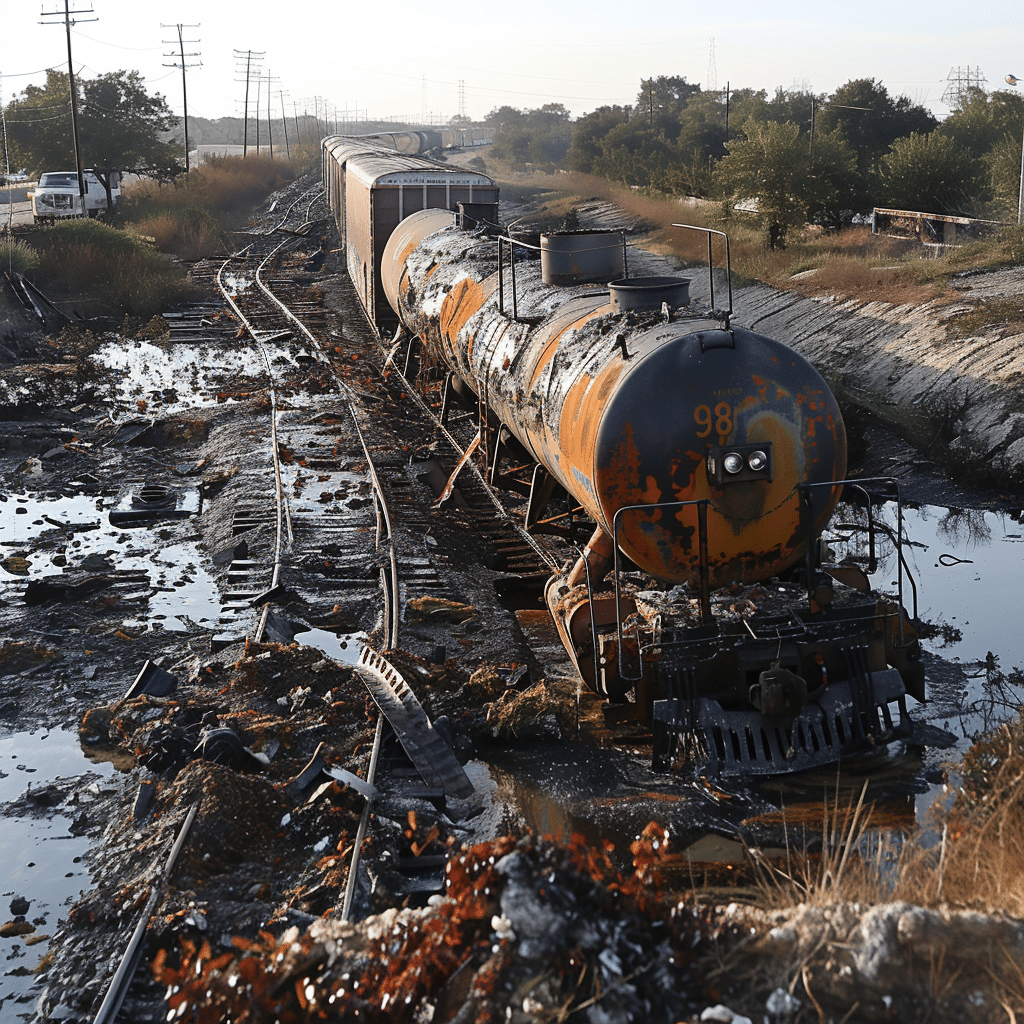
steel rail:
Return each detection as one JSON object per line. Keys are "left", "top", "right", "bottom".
{"left": 241, "top": 222, "right": 404, "bottom": 921}
{"left": 252, "top": 236, "right": 401, "bottom": 651}
{"left": 91, "top": 804, "right": 198, "bottom": 1024}
{"left": 87, "top": 188, "right": 398, "bottom": 1019}
{"left": 375, "top": 328, "right": 560, "bottom": 574}
{"left": 215, "top": 239, "right": 294, "bottom": 643}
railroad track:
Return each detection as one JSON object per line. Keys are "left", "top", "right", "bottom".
{"left": 93, "top": 179, "right": 562, "bottom": 1020}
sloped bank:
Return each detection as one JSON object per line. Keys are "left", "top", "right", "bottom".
{"left": 733, "top": 270, "right": 1024, "bottom": 485}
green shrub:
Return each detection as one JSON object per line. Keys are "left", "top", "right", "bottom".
{"left": 27, "top": 218, "right": 197, "bottom": 319}
{"left": 0, "top": 238, "right": 40, "bottom": 275}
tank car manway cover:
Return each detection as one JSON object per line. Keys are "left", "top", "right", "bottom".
{"left": 356, "top": 646, "right": 475, "bottom": 799}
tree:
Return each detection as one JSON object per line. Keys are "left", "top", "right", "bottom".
{"left": 763, "top": 87, "right": 825, "bottom": 134}
{"left": 715, "top": 120, "right": 806, "bottom": 247}
{"left": 714, "top": 118, "right": 859, "bottom": 246}
{"left": 816, "top": 78, "right": 937, "bottom": 176}
{"left": 567, "top": 105, "right": 630, "bottom": 173}
{"left": 939, "top": 87, "right": 1024, "bottom": 159}
{"left": 483, "top": 106, "right": 524, "bottom": 130}
{"left": 490, "top": 104, "right": 572, "bottom": 169}
{"left": 635, "top": 76, "right": 701, "bottom": 135}
{"left": 804, "top": 130, "right": 862, "bottom": 230}
{"left": 985, "top": 133, "right": 1024, "bottom": 220}
{"left": 879, "top": 131, "right": 981, "bottom": 214}
{"left": 79, "top": 71, "right": 180, "bottom": 203}
{"left": 3, "top": 71, "right": 73, "bottom": 176}
{"left": 4, "top": 68, "right": 180, "bottom": 205}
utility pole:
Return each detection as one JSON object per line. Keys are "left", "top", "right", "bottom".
{"left": 162, "top": 23, "right": 200, "bottom": 174}
{"left": 293, "top": 99, "right": 301, "bottom": 147}
{"left": 279, "top": 89, "right": 291, "bottom": 159}
{"left": 264, "top": 72, "right": 272, "bottom": 158}
{"left": 41, "top": 0, "right": 96, "bottom": 215}
{"left": 255, "top": 72, "right": 261, "bottom": 154}
{"left": 264, "top": 72, "right": 280, "bottom": 159}
{"left": 233, "top": 49, "right": 263, "bottom": 157}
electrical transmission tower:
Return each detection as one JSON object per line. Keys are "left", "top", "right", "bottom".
{"left": 459, "top": 79, "right": 466, "bottom": 120}
{"left": 234, "top": 49, "right": 264, "bottom": 156}
{"left": 707, "top": 38, "right": 717, "bottom": 92}
{"left": 41, "top": 1, "right": 97, "bottom": 211}
{"left": 942, "top": 66, "right": 987, "bottom": 108}
{"left": 162, "top": 23, "right": 200, "bottom": 174}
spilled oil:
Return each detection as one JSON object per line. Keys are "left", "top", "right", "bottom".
{"left": 0, "top": 492, "right": 221, "bottom": 631}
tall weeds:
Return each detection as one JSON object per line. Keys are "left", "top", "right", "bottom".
{"left": 745, "top": 782, "right": 897, "bottom": 908}
{"left": 122, "top": 154, "right": 301, "bottom": 258}
{"left": 28, "top": 218, "right": 197, "bottom": 319}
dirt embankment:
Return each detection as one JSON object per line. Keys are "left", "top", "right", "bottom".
{"left": 733, "top": 270, "right": 1024, "bottom": 485}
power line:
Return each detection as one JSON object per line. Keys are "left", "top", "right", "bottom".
{"left": 233, "top": 49, "right": 264, "bottom": 156}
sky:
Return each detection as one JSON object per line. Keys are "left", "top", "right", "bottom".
{"left": 1, "top": 0, "right": 1022, "bottom": 127}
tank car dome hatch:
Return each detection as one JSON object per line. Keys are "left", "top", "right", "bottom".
{"left": 609, "top": 276, "right": 691, "bottom": 312}
{"left": 540, "top": 230, "right": 625, "bottom": 286}
{"left": 592, "top": 324, "right": 847, "bottom": 588}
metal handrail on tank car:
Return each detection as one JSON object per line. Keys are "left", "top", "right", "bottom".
{"left": 671, "top": 223, "right": 733, "bottom": 324}
{"left": 607, "top": 478, "right": 919, "bottom": 685}
{"left": 800, "top": 477, "right": 918, "bottom": 647}
{"left": 496, "top": 230, "right": 628, "bottom": 320}
{"left": 610, "top": 498, "right": 714, "bottom": 685}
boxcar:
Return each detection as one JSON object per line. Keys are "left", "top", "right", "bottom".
{"left": 322, "top": 135, "right": 498, "bottom": 326}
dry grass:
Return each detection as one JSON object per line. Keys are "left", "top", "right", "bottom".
{"left": 494, "top": 168, "right": 1024, "bottom": 309}
{"left": 735, "top": 704, "right": 1024, "bottom": 918}
{"left": 899, "top": 711, "right": 1024, "bottom": 914}
{"left": 122, "top": 155, "right": 300, "bottom": 258}
{"left": 744, "top": 782, "right": 896, "bottom": 909}
{"left": 946, "top": 296, "right": 1024, "bottom": 340}
{"left": 127, "top": 209, "right": 224, "bottom": 261}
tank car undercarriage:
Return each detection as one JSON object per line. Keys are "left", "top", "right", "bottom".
{"left": 531, "top": 463, "right": 924, "bottom": 777}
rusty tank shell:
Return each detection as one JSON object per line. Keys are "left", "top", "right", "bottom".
{"left": 382, "top": 209, "right": 847, "bottom": 588}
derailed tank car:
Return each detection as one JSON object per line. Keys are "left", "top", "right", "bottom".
{"left": 322, "top": 134, "right": 926, "bottom": 777}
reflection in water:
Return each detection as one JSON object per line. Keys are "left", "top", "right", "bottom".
{"left": 935, "top": 506, "right": 991, "bottom": 547}
{"left": 0, "top": 493, "right": 223, "bottom": 631}
{"left": 0, "top": 729, "right": 122, "bottom": 1009}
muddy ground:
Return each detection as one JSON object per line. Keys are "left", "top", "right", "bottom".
{"left": 1, "top": 178, "right": 1023, "bottom": 1023}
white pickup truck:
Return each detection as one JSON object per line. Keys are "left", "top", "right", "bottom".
{"left": 29, "top": 170, "right": 121, "bottom": 223}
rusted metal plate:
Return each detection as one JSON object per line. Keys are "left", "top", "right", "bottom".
{"left": 356, "top": 646, "right": 475, "bottom": 800}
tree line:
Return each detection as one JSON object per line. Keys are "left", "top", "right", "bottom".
{"left": 485, "top": 77, "right": 1024, "bottom": 247}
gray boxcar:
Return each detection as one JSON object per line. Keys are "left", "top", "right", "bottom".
{"left": 322, "top": 134, "right": 498, "bottom": 327}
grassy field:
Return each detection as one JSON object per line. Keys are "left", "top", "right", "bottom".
{"left": 12, "top": 151, "right": 318, "bottom": 321}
